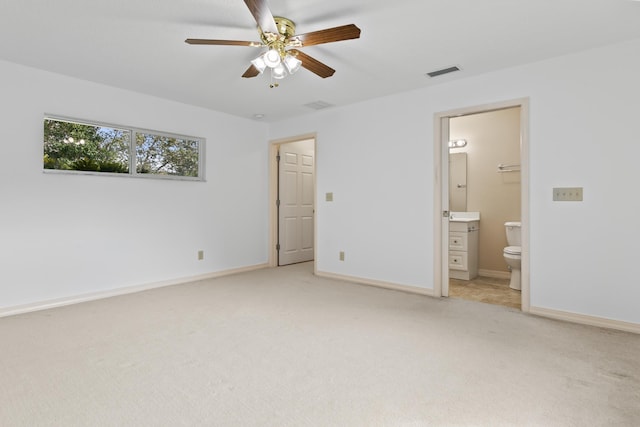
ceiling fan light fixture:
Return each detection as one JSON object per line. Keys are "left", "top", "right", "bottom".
{"left": 272, "top": 63, "right": 287, "bottom": 79}
{"left": 251, "top": 55, "right": 267, "bottom": 73}
{"left": 263, "top": 49, "right": 281, "bottom": 68}
{"left": 185, "top": 0, "right": 362, "bottom": 84}
{"left": 283, "top": 54, "right": 302, "bottom": 74}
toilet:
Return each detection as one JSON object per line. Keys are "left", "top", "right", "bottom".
{"left": 503, "top": 221, "right": 521, "bottom": 290}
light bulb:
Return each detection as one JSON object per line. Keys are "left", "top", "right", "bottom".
{"left": 263, "top": 49, "right": 281, "bottom": 68}
{"left": 448, "top": 139, "right": 467, "bottom": 148}
{"left": 283, "top": 54, "right": 302, "bottom": 74}
{"left": 272, "top": 63, "right": 287, "bottom": 79}
{"left": 251, "top": 55, "right": 267, "bottom": 73}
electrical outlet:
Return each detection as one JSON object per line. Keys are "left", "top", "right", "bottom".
{"left": 326, "top": 192, "right": 334, "bottom": 202}
{"left": 553, "top": 187, "right": 583, "bottom": 201}
{"left": 198, "top": 250, "right": 204, "bottom": 260}
{"left": 339, "top": 251, "right": 345, "bottom": 261}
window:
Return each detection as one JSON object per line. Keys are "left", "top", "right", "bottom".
{"left": 43, "top": 116, "right": 205, "bottom": 180}
{"left": 43, "top": 119, "right": 130, "bottom": 173}
{"left": 136, "top": 132, "right": 200, "bottom": 177}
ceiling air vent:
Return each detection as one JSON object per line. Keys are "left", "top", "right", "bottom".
{"left": 426, "top": 66, "right": 460, "bottom": 78}
{"left": 304, "top": 101, "right": 334, "bottom": 110}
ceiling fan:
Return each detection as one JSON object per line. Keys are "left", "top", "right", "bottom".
{"left": 185, "top": 0, "right": 361, "bottom": 87}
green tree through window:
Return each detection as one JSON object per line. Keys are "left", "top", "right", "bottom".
{"left": 43, "top": 117, "right": 204, "bottom": 180}
{"left": 43, "top": 119, "right": 129, "bottom": 173}
{"left": 136, "top": 133, "right": 199, "bottom": 177}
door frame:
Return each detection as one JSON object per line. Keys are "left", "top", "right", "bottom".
{"left": 433, "top": 98, "right": 530, "bottom": 312}
{"left": 268, "top": 133, "right": 317, "bottom": 272}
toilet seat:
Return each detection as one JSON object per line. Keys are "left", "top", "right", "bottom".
{"left": 504, "top": 246, "right": 521, "bottom": 256}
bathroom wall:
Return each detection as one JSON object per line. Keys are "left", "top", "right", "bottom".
{"left": 450, "top": 107, "right": 521, "bottom": 275}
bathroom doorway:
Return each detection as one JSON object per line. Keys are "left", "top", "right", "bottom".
{"left": 434, "top": 99, "right": 530, "bottom": 312}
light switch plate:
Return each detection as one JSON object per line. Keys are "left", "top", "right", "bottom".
{"left": 553, "top": 187, "right": 583, "bottom": 201}
{"left": 326, "top": 192, "right": 334, "bottom": 202}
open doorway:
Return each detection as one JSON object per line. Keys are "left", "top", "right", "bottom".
{"left": 434, "top": 99, "right": 530, "bottom": 312}
{"left": 268, "top": 134, "right": 317, "bottom": 270}
{"left": 448, "top": 108, "right": 521, "bottom": 309}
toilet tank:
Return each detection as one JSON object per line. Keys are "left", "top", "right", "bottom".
{"left": 505, "top": 221, "right": 521, "bottom": 246}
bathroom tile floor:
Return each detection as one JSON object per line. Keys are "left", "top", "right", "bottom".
{"left": 449, "top": 276, "right": 521, "bottom": 309}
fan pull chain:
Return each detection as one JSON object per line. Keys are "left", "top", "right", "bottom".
{"left": 269, "top": 69, "right": 279, "bottom": 88}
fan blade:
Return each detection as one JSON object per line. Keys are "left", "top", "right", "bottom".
{"left": 242, "top": 65, "right": 261, "bottom": 78}
{"left": 243, "top": 0, "right": 278, "bottom": 35}
{"left": 185, "top": 39, "right": 262, "bottom": 47}
{"left": 292, "top": 24, "right": 361, "bottom": 47}
{"left": 289, "top": 50, "right": 335, "bottom": 78}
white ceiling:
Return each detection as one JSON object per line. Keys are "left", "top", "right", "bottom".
{"left": 2, "top": 0, "right": 640, "bottom": 122}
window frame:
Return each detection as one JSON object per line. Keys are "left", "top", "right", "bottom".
{"left": 43, "top": 114, "right": 206, "bottom": 182}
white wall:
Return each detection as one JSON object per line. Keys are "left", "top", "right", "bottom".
{"left": 0, "top": 60, "right": 269, "bottom": 310}
{"left": 4, "top": 38, "right": 640, "bottom": 326}
{"left": 269, "top": 38, "right": 640, "bottom": 325}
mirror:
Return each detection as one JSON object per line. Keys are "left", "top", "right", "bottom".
{"left": 449, "top": 152, "right": 467, "bottom": 212}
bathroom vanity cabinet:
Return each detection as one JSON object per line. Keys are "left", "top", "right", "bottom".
{"left": 449, "top": 219, "right": 479, "bottom": 280}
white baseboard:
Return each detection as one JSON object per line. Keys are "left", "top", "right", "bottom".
{"left": 478, "top": 269, "right": 511, "bottom": 280}
{"left": 0, "top": 263, "right": 269, "bottom": 318}
{"left": 316, "top": 271, "right": 434, "bottom": 297}
{"left": 530, "top": 306, "right": 640, "bottom": 335}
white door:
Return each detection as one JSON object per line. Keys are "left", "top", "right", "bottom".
{"left": 278, "top": 139, "right": 315, "bottom": 265}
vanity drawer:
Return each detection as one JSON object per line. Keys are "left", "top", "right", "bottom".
{"left": 449, "top": 232, "right": 467, "bottom": 251}
{"left": 449, "top": 251, "right": 468, "bottom": 271}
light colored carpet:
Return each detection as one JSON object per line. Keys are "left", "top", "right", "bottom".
{"left": 1, "top": 262, "right": 639, "bottom": 426}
